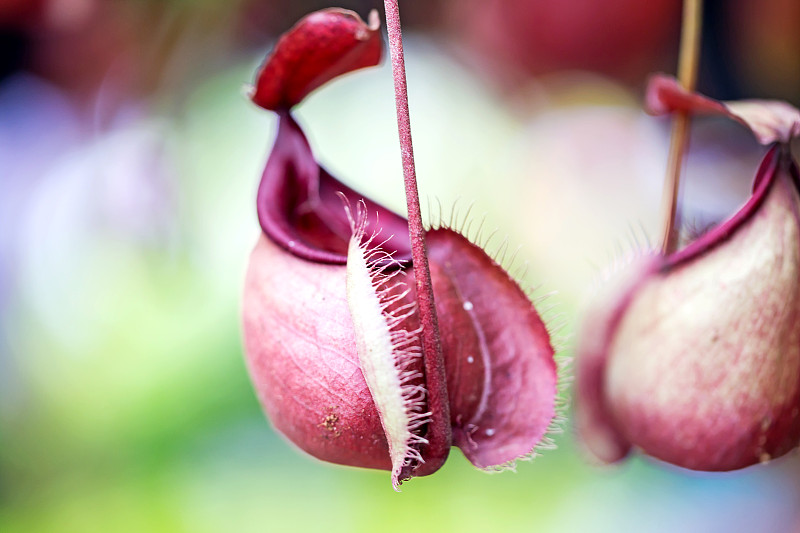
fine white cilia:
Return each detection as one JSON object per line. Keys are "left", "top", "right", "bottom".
{"left": 343, "top": 201, "right": 430, "bottom": 490}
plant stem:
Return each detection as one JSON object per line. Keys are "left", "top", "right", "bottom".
{"left": 383, "top": 0, "right": 451, "bottom": 473}
{"left": 660, "top": 0, "right": 703, "bottom": 255}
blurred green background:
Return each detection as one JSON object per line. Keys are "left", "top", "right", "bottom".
{"left": 2, "top": 1, "right": 799, "bottom": 531}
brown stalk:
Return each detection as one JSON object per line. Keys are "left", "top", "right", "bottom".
{"left": 660, "top": 0, "right": 703, "bottom": 255}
